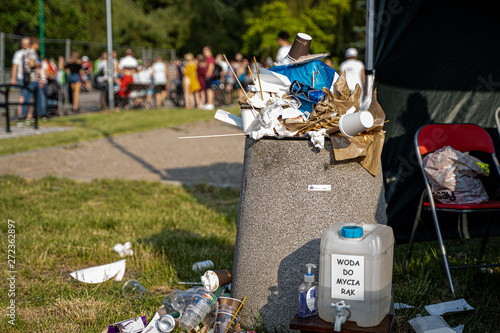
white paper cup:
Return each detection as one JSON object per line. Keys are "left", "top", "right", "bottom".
{"left": 339, "top": 111, "right": 374, "bottom": 137}
{"left": 240, "top": 106, "right": 257, "bottom": 134}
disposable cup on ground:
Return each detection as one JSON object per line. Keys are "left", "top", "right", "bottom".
{"left": 163, "top": 290, "right": 182, "bottom": 312}
{"left": 122, "top": 279, "right": 151, "bottom": 299}
{"left": 192, "top": 260, "right": 214, "bottom": 271}
{"left": 338, "top": 110, "right": 374, "bottom": 137}
{"left": 218, "top": 297, "right": 242, "bottom": 309}
{"left": 201, "top": 270, "right": 233, "bottom": 292}
{"left": 213, "top": 309, "right": 240, "bottom": 333}
{"left": 172, "top": 287, "right": 200, "bottom": 313}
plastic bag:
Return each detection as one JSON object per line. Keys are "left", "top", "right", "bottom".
{"left": 423, "top": 146, "right": 489, "bottom": 204}
{"left": 269, "top": 60, "right": 339, "bottom": 114}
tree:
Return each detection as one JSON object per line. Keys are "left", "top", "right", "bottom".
{"left": 241, "top": 0, "right": 364, "bottom": 63}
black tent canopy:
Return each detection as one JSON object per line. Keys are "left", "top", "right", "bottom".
{"left": 366, "top": 0, "right": 500, "bottom": 242}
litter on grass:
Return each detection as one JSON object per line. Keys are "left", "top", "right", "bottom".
{"left": 425, "top": 299, "right": 474, "bottom": 316}
{"left": 69, "top": 259, "right": 126, "bottom": 284}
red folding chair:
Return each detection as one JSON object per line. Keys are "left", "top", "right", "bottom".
{"left": 404, "top": 124, "right": 500, "bottom": 296}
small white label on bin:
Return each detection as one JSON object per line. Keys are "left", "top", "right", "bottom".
{"left": 331, "top": 254, "right": 365, "bottom": 301}
{"left": 308, "top": 185, "right": 331, "bottom": 191}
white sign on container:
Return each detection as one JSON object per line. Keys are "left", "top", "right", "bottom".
{"left": 331, "top": 254, "right": 364, "bottom": 301}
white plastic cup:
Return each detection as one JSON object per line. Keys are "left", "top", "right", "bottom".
{"left": 171, "top": 287, "right": 199, "bottom": 312}
{"left": 240, "top": 106, "right": 257, "bottom": 134}
{"left": 338, "top": 111, "right": 374, "bottom": 138}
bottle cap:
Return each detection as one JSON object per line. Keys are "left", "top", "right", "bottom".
{"left": 341, "top": 226, "right": 363, "bottom": 238}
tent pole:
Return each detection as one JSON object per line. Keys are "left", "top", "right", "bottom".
{"left": 364, "top": 0, "right": 375, "bottom": 104}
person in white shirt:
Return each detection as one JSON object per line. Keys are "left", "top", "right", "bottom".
{"left": 118, "top": 48, "right": 138, "bottom": 72}
{"left": 152, "top": 56, "right": 168, "bottom": 108}
{"left": 11, "top": 37, "right": 31, "bottom": 119}
{"left": 339, "top": 48, "right": 365, "bottom": 100}
{"left": 276, "top": 31, "right": 292, "bottom": 64}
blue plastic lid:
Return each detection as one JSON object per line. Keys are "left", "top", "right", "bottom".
{"left": 341, "top": 226, "right": 363, "bottom": 238}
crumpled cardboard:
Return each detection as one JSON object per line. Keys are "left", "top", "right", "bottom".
{"left": 281, "top": 73, "right": 385, "bottom": 176}
{"left": 283, "top": 74, "right": 361, "bottom": 134}
{"left": 330, "top": 89, "right": 386, "bottom": 176}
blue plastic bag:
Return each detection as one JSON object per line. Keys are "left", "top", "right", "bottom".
{"left": 269, "top": 60, "right": 338, "bottom": 114}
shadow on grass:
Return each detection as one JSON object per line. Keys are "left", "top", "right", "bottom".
{"left": 90, "top": 127, "right": 243, "bottom": 186}
{"left": 138, "top": 227, "right": 236, "bottom": 282}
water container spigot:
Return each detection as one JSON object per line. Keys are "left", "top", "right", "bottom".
{"left": 331, "top": 300, "right": 350, "bottom": 332}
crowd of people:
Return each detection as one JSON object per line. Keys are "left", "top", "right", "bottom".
{"left": 10, "top": 32, "right": 365, "bottom": 123}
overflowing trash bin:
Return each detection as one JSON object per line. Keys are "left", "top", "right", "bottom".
{"left": 212, "top": 34, "right": 390, "bottom": 331}
{"left": 75, "top": 32, "right": 393, "bottom": 333}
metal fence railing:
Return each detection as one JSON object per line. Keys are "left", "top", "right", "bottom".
{"left": 0, "top": 32, "right": 176, "bottom": 83}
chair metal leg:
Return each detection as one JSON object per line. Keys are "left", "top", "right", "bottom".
{"left": 430, "top": 208, "right": 456, "bottom": 296}
{"left": 478, "top": 214, "right": 493, "bottom": 260}
{"left": 404, "top": 191, "right": 426, "bottom": 272}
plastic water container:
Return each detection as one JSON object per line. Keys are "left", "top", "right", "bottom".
{"left": 318, "top": 222, "right": 394, "bottom": 327}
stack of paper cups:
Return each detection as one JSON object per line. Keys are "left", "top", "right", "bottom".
{"left": 213, "top": 297, "right": 243, "bottom": 333}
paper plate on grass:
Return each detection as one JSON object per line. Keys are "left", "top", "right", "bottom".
{"left": 70, "top": 259, "right": 126, "bottom": 284}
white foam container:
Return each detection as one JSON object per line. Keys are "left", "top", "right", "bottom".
{"left": 318, "top": 222, "right": 394, "bottom": 327}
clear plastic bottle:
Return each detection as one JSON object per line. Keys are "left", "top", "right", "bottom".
{"left": 298, "top": 263, "right": 318, "bottom": 318}
{"left": 179, "top": 288, "right": 215, "bottom": 331}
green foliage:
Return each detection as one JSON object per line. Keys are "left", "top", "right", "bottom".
{"left": 0, "top": 0, "right": 365, "bottom": 62}
{"left": 0, "top": 0, "right": 89, "bottom": 40}
{"left": 241, "top": 0, "right": 356, "bottom": 61}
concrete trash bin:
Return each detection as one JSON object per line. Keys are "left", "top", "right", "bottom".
{"left": 231, "top": 137, "right": 387, "bottom": 331}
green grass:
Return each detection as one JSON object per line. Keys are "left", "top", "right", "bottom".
{"left": 1, "top": 105, "right": 241, "bottom": 156}
{"left": 0, "top": 176, "right": 498, "bottom": 332}
{"left": 0, "top": 176, "right": 240, "bottom": 332}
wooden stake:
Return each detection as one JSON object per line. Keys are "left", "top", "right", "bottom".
{"left": 253, "top": 57, "right": 264, "bottom": 101}
{"left": 223, "top": 54, "right": 257, "bottom": 117}
{"left": 247, "top": 65, "right": 255, "bottom": 82}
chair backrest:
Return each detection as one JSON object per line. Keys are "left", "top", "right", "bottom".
{"left": 416, "top": 124, "right": 495, "bottom": 155}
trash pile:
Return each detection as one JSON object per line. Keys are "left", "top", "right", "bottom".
{"left": 216, "top": 33, "right": 386, "bottom": 176}
{"left": 70, "top": 254, "right": 241, "bottom": 333}
{"left": 113, "top": 267, "right": 240, "bottom": 333}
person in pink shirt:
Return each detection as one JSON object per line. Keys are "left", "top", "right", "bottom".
{"left": 202, "top": 46, "right": 215, "bottom": 110}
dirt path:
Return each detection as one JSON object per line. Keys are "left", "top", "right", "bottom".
{"left": 0, "top": 120, "right": 245, "bottom": 187}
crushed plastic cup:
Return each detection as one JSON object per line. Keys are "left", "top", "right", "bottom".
{"left": 171, "top": 287, "right": 199, "bottom": 313}
{"left": 122, "top": 279, "right": 151, "bottom": 299}
{"left": 156, "top": 313, "right": 178, "bottom": 333}
{"left": 179, "top": 288, "right": 216, "bottom": 331}
{"left": 213, "top": 304, "right": 241, "bottom": 333}
{"left": 338, "top": 111, "right": 374, "bottom": 138}
{"left": 163, "top": 290, "right": 185, "bottom": 312}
